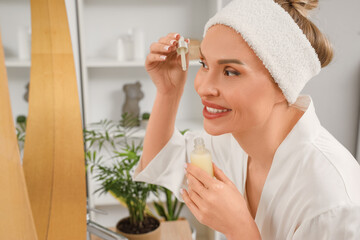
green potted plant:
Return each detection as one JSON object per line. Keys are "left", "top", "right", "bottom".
{"left": 153, "top": 186, "right": 185, "bottom": 221}
{"left": 84, "top": 114, "right": 161, "bottom": 240}
{"left": 141, "top": 112, "right": 150, "bottom": 129}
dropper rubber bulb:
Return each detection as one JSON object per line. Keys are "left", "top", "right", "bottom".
{"left": 176, "top": 36, "right": 188, "bottom": 71}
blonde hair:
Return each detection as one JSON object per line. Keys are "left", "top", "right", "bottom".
{"left": 275, "top": 0, "right": 333, "bottom": 67}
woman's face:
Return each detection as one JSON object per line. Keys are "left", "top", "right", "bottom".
{"left": 194, "top": 24, "right": 286, "bottom": 136}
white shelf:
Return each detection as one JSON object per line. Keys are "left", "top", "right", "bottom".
{"left": 105, "top": 118, "right": 203, "bottom": 139}
{"left": 5, "top": 57, "right": 31, "bottom": 67}
{"left": 86, "top": 58, "right": 201, "bottom": 68}
{"left": 86, "top": 58, "right": 145, "bottom": 67}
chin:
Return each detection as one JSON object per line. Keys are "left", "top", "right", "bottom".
{"left": 203, "top": 119, "right": 229, "bottom": 136}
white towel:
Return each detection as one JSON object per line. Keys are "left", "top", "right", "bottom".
{"left": 203, "top": 0, "right": 321, "bottom": 105}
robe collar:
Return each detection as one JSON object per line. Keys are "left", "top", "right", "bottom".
{"left": 253, "top": 95, "right": 322, "bottom": 224}
{"left": 278, "top": 95, "right": 321, "bottom": 153}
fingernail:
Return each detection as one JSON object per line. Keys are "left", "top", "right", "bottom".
{"left": 174, "top": 33, "right": 180, "bottom": 38}
{"left": 160, "top": 55, "right": 167, "bottom": 60}
{"left": 170, "top": 40, "right": 177, "bottom": 45}
{"left": 184, "top": 163, "right": 188, "bottom": 169}
{"left": 164, "top": 45, "right": 170, "bottom": 51}
{"left": 180, "top": 188, "right": 184, "bottom": 194}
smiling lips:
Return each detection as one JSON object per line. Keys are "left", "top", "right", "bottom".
{"left": 202, "top": 100, "right": 232, "bottom": 119}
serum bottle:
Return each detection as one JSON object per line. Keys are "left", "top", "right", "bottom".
{"left": 190, "top": 137, "right": 214, "bottom": 177}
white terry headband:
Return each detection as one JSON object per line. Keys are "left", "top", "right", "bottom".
{"left": 203, "top": 0, "right": 321, "bottom": 104}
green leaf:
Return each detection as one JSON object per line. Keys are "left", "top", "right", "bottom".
{"left": 175, "top": 203, "right": 185, "bottom": 219}
{"left": 180, "top": 129, "right": 189, "bottom": 135}
{"left": 153, "top": 201, "right": 166, "bottom": 219}
{"left": 165, "top": 188, "right": 173, "bottom": 219}
{"left": 172, "top": 197, "right": 178, "bottom": 217}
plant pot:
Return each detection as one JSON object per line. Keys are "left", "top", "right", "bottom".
{"left": 140, "top": 119, "right": 148, "bottom": 129}
{"left": 116, "top": 216, "right": 161, "bottom": 240}
{"left": 160, "top": 218, "right": 195, "bottom": 240}
{"left": 178, "top": 218, "right": 197, "bottom": 240}
{"left": 178, "top": 217, "right": 196, "bottom": 240}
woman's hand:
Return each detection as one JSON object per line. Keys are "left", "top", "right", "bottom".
{"left": 182, "top": 162, "right": 261, "bottom": 240}
{"left": 145, "top": 32, "right": 190, "bottom": 95}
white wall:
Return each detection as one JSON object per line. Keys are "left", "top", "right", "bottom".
{"left": 0, "top": 0, "right": 31, "bottom": 120}
{"left": 302, "top": 0, "right": 360, "bottom": 159}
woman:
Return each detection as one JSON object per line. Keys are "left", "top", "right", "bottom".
{"left": 133, "top": 0, "right": 360, "bottom": 239}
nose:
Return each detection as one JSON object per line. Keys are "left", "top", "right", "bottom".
{"left": 194, "top": 70, "right": 220, "bottom": 98}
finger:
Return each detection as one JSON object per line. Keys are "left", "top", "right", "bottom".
{"left": 187, "top": 173, "right": 208, "bottom": 198}
{"left": 186, "top": 163, "right": 215, "bottom": 188}
{"left": 212, "top": 162, "right": 233, "bottom": 185}
{"left": 158, "top": 33, "right": 180, "bottom": 45}
{"left": 187, "top": 183, "right": 203, "bottom": 207}
{"left": 146, "top": 53, "right": 167, "bottom": 64}
{"left": 181, "top": 189, "right": 203, "bottom": 220}
{"left": 167, "top": 32, "right": 180, "bottom": 40}
{"left": 150, "top": 42, "right": 176, "bottom": 54}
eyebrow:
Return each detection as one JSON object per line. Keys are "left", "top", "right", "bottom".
{"left": 199, "top": 47, "right": 245, "bottom": 65}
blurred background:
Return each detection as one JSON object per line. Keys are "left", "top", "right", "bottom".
{"left": 1, "top": 0, "right": 359, "bottom": 239}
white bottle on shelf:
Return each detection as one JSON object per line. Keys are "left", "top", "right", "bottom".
{"left": 117, "top": 37, "right": 126, "bottom": 61}
{"left": 130, "top": 27, "right": 145, "bottom": 61}
{"left": 18, "top": 25, "right": 31, "bottom": 60}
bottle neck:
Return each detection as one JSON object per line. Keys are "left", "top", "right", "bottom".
{"left": 194, "top": 145, "right": 205, "bottom": 153}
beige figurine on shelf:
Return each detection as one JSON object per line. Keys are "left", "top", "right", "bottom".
{"left": 122, "top": 81, "right": 144, "bottom": 125}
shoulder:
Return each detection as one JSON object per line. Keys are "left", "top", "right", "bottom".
{"left": 311, "top": 127, "right": 360, "bottom": 203}
{"left": 287, "top": 126, "right": 360, "bottom": 207}
{"left": 293, "top": 204, "right": 360, "bottom": 240}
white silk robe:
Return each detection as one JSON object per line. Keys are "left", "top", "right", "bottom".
{"left": 133, "top": 95, "right": 360, "bottom": 239}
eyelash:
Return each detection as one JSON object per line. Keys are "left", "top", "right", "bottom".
{"left": 199, "top": 60, "right": 240, "bottom": 77}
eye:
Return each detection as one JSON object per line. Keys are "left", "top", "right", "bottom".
{"left": 199, "top": 60, "right": 208, "bottom": 69}
{"left": 224, "top": 69, "right": 240, "bottom": 77}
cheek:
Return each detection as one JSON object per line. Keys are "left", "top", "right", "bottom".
{"left": 229, "top": 78, "right": 276, "bottom": 127}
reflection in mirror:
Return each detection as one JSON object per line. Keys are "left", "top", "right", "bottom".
{"left": 0, "top": 0, "right": 31, "bottom": 160}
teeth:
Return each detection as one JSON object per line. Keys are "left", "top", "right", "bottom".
{"left": 206, "top": 106, "right": 230, "bottom": 113}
